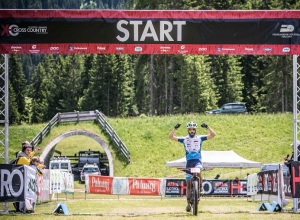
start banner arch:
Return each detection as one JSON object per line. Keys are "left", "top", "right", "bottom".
{"left": 0, "top": 9, "right": 299, "bottom": 55}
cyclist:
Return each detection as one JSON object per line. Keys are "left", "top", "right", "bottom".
{"left": 169, "top": 121, "right": 216, "bottom": 212}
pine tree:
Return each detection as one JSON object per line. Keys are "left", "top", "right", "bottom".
{"left": 29, "top": 64, "right": 48, "bottom": 123}
{"left": 210, "top": 55, "right": 243, "bottom": 107}
{"left": 8, "top": 55, "right": 27, "bottom": 123}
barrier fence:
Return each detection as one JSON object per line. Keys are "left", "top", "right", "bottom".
{"left": 0, "top": 163, "right": 299, "bottom": 208}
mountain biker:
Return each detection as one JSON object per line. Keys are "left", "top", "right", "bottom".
{"left": 169, "top": 121, "right": 216, "bottom": 212}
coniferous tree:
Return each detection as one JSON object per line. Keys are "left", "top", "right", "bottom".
{"left": 30, "top": 64, "right": 48, "bottom": 123}
{"left": 211, "top": 55, "right": 243, "bottom": 106}
{"left": 260, "top": 56, "right": 293, "bottom": 112}
{"left": 57, "top": 55, "right": 83, "bottom": 112}
{"left": 178, "top": 55, "right": 217, "bottom": 113}
{"left": 8, "top": 55, "right": 27, "bottom": 123}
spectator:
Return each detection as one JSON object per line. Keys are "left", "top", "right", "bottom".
{"left": 30, "top": 156, "right": 43, "bottom": 176}
{"left": 16, "top": 142, "right": 40, "bottom": 165}
{"left": 14, "top": 142, "right": 40, "bottom": 213}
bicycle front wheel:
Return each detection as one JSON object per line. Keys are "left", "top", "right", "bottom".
{"left": 192, "top": 179, "right": 198, "bottom": 216}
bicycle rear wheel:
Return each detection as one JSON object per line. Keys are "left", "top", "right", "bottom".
{"left": 192, "top": 179, "right": 198, "bottom": 216}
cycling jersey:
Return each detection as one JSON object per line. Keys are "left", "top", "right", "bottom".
{"left": 178, "top": 135, "right": 207, "bottom": 161}
{"left": 178, "top": 135, "right": 207, "bottom": 180}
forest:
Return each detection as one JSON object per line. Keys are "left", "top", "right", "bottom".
{"left": 0, "top": 0, "right": 299, "bottom": 124}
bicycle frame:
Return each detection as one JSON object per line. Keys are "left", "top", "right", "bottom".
{"left": 189, "top": 167, "right": 200, "bottom": 216}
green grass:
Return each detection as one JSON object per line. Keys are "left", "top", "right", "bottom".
{"left": 0, "top": 113, "right": 298, "bottom": 218}
{"left": 1, "top": 113, "right": 293, "bottom": 179}
{"left": 2, "top": 195, "right": 299, "bottom": 219}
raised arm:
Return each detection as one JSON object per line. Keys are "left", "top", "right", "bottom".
{"left": 169, "top": 123, "right": 181, "bottom": 141}
{"left": 201, "top": 123, "right": 216, "bottom": 140}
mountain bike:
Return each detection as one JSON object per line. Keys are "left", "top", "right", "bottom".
{"left": 189, "top": 167, "right": 201, "bottom": 216}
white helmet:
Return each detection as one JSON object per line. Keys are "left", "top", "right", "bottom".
{"left": 186, "top": 121, "right": 197, "bottom": 129}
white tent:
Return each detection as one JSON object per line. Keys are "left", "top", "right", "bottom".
{"left": 166, "top": 150, "right": 261, "bottom": 169}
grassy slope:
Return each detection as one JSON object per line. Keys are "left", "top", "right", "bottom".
{"left": 2, "top": 113, "right": 293, "bottom": 179}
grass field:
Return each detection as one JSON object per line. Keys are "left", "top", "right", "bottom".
{"left": 1, "top": 194, "right": 299, "bottom": 219}
{"left": 1, "top": 113, "right": 299, "bottom": 218}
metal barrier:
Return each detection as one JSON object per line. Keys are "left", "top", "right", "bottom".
{"left": 30, "top": 110, "right": 130, "bottom": 163}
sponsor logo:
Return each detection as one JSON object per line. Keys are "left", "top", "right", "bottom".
{"left": 74, "top": 47, "right": 87, "bottom": 50}
{"left": 282, "top": 47, "right": 290, "bottom": 53}
{"left": 50, "top": 47, "right": 59, "bottom": 51}
{"left": 0, "top": 24, "right": 47, "bottom": 36}
{"left": 263, "top": 48, "right": 272, "bottom": 52}
{"left": 134, "top": 46, "right": 142, "bottom": 52}
{"left": 245, "top": 47, "right": 254, "bottom": 51}
{"left": 217, "top": 46, "right": 235, "bottom": 52}
{"left": 29, "top": 45, "right": 40, "bottom": 54}
{"left": 160, "top": 46, "right": 171, "bottom": 52}
{"left": 116, "top": 47, "right": 124, "bottom": 51}
{"left": 280, "top": 24, "right": 294, "bottom": 33}
{"left": 0, "top": 168, "right": 24, "bottom": 197}
{"left": 273, "top": 24, "right": 300, "bottom": 38}
{"left": 221, "top": 48, "right": 235, "bottom": 51}
{"left": 198, "top": 48, "right": 207, "bottom": 51}
{"left": 178, "top": 45, "right": 188, "bottom": 54}
{"left": 11, "top": 45, "right": 22, "bottom": 52}
{"left": 97, "top": 46, "right": 106, "bottom": 51}
{"left": 68, "top": 46, "right": 87, "bottom": 51}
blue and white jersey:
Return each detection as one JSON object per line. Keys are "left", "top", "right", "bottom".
{"left": 178, "top": 135, "right": 207, "bottom": 161}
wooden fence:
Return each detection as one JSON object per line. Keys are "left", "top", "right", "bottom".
{"left": 30, "top": 110, "right": 130, "bottom": 163}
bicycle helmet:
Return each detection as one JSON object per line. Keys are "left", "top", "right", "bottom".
{"left": 186, "top": 121, "right": 197, "bottom": 129}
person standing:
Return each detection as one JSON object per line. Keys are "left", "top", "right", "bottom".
{"left": 16, "top": 141, "right": 40, "bottom": 165}
{"left": 14, "top": 142, "right": 40, "bottom": 213}
{"left": 169, "top": 121, "right": 216, "bottom": 212}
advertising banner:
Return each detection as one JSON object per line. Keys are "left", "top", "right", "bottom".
{"left": 0, "top": 10, "right": 299, "bottom": 55}
{"left": 128, "top": 178, "right": 161, "bottom": 195}
{"left": 247, "top": 173, "right": 259, "bottom": 196}
{"left": 257, "top": 170, "right": 278, "bottom": 196}
{"left": 112, "top": 177, "right": 129, "bottom": 195}
{"left": 50, "top": 169, "right": 65, "bottom": 194}
{"left": 0, "top": 164, "right": 25, "bottom": 202}
{"left": 62, "top": 171, "right": 74, "bottom": 194}
{"left": 24, "top": 165, "right": 38, "bottom": 210}
{"left": 87, "top": 175, "right": 113, "bottom": 194}
{"left": 165, "top": 179, "right": 186, "bottom": 196}
{"left": 284, "top": 176, "right": 292, "bottom": 197}
{"left": 37, "top": 169, "right": 50, "bottom": 201}
{"left": 291, "top": 161, "right": 300, "bottom": 198}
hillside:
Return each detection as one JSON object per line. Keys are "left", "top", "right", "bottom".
{"left": 3, "top": 113, "right": 293, "bottom": 179}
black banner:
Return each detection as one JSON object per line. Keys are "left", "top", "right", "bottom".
{"left": 0, "top": 164, "right": 25, "bottom": 202}
{"left": 165, "top": 179, "right": 187, "bottom": 196}
{"left": 291, "top": 161, "right": 300, "bottom": 198}
{"left": 165, "top": 179, "right": 247, "bottom": 196}
{"left": 257, "top": 170, "right": 278, "bottom": 196}
{"left": 0, "top": 18, "right": 299, "bottom": 45}
{"left": 0, "top": 10, "right": 300, "bottom": 55}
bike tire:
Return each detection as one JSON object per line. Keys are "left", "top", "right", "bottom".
{"left": 192, "top": 179, "right": 198, "bottom": 216}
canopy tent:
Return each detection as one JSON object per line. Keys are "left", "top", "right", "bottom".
{"left": 166, "top": 150, "right": 261, "bottom": 169}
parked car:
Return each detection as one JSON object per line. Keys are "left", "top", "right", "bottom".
{"left": 80, "top": 163, "right": 101, "bottom": 183}
{"left": 207, "top": 102, "right": 247, "bottom": 114}
{"left": 49, "top": 157, "right": 72, "bottom": 173}
{"left": 261, "top": 163, "right": 290, "bottom": 177}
